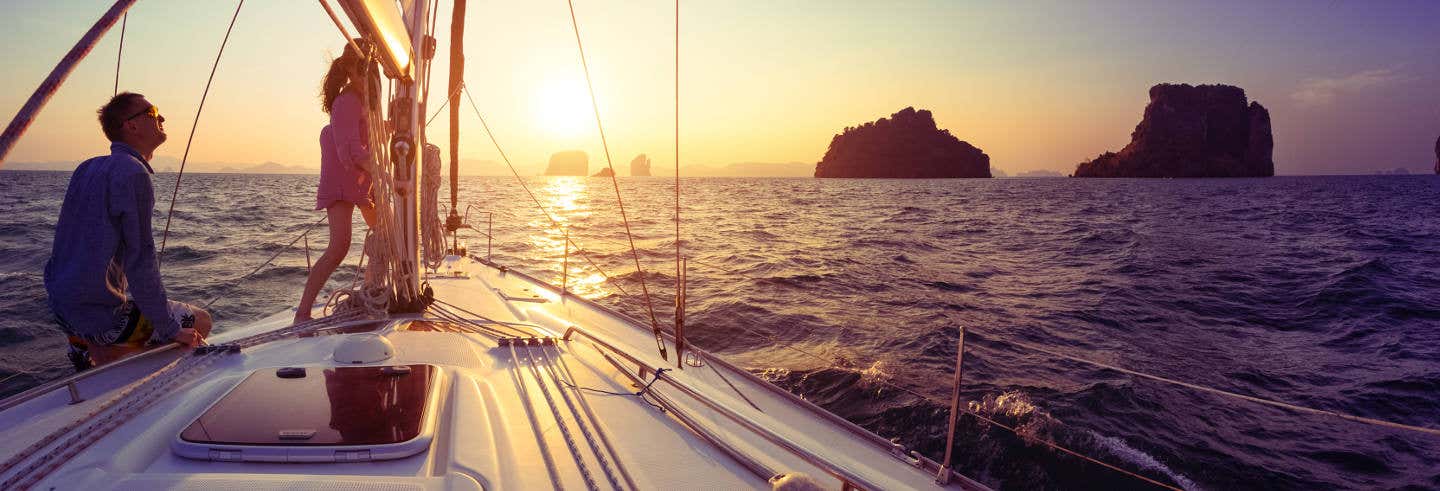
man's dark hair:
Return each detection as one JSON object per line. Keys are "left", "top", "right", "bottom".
{"left": 97, "top": 92, "right": 146, "bottom": 142}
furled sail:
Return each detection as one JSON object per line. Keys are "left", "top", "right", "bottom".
{"left": 337, "top": 0, "right": 413, "bottom": 81}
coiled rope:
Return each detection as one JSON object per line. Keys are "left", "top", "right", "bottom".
{"left": 421, "top": 143, "right": 446, "bottom": 268}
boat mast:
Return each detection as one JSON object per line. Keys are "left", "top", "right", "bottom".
{"left": 393, "top": 0, "right": 430, "bottom": 310}
{"left": 335, "top": 0, "right": 430, "bottom": 311}
{"left": 446, "top": 0, "right": 465, "bottom": 248}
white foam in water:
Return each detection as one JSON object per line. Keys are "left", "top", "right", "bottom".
{"left": 1092, "top": 433, "right": 1201, "bottom": 491}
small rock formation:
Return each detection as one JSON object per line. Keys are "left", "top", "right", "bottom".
{"left": 592, "top": 167, "right": 614, "bottom": 177}
{"left": 814, "top": 107, "right": 990, "bottom": 178}
{"left": 1074, "top": 84, "right": 1274, "bottom": 178}
{"left": 545, "top": 150, "right": 587, "bottom": 176}
{"left": 1434, "top": 135, "right": 1438, "bottom": 174}
{"left": 630, "top": 154, "right": 652, "bottom": 176}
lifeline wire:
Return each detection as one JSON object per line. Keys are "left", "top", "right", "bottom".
{"left": 202, "top": 214, "right": 328, "bottom": 309}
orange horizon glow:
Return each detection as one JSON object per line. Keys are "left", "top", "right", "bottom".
{"left": 1, "top": 1, "right": 1437, "bottom": 176}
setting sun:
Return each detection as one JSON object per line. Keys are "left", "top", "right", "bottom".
{"left": 531, "top": 78, "right": 591, "bottom": 139}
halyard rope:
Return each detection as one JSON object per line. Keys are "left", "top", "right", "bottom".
{"left": 519, "top": 341, "right": 600, "bottom": 491}
{"left": 534, "top": 342, "right": 625, "bottom": 491}
{"left": 548, "top": 342, "right": 640, "bottom": 491}
{"left": 507, "top": 343, "right": 567, "bottom": 490}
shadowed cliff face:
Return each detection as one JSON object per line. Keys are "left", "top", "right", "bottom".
{"left": 1074, "top": 84, "right": 1274, "bottom": 178}
{"left": 815, "top": 107, "right": 990, "bottom": 178}
{"left": 630, "top": 154, "right": 651, "bottom": 177}
{"left": 545, "top": 150, "right": 588, "bottom": 176}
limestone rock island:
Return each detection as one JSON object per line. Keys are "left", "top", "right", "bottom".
{"left": 814, "top": 107, "right": 990, "bottom": 178}
{"left": 1074, "top": 84, "right": 1273, "bottom": 178}
{"left": 592, "top": 167, "right": 614, "bottom": 177}
{"left": 545, "top": 150, "right": 588, "bottom": 176}
{"left": 630, "top": 154, "right": 652, "bottom": 177}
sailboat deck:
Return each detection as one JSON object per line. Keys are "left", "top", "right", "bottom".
{"left": 0, "top": 257, "right": 985, "bottom": 490}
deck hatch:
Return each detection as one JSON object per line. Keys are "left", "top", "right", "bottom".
{"left": 173, "top": 364, "right": 440, "bottom": 462}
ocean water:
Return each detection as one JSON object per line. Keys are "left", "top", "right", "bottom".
{"left": 1, "top": 171, "right": 1438, "bottom": 490}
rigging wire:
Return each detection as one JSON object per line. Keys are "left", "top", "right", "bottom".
{"left": 158, "top": 0, "right": 245, "bottom": 259}
{"left": 673, "top": 0, "right": 685, "bottom": 369}
{"left": 459, "top": 86, "right": 629, "bottom": 296}
{"left": 565, "top": 0, "right": 668, "bottom": 360}
{"left": 113, "top": 13, "right": 125, "bottom": 96}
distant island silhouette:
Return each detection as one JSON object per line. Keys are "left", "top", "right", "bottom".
{"left": 545, "top": 150, "right": 588, "bottom": 176}
{"left": 592, "top": 167, "right": 614, "bottom": 177}
{"left": 1434, "top": 135, "right": 1438, "bottom": 174}
{"left": 1074, "top": 84, "right": 1273, "bottom": 178}
{"left": 630, "top": 154, "right": 651, "bottom": 176}
{"left": 814, "top": 107, "right": 990, "bottom": 178}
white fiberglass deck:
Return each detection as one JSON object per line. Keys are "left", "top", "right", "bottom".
{"left": 0, "top": 256, "right": 986, "bottom": 490}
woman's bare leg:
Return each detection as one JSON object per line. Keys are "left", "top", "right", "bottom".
{"left": 295, "top": 204, "right": 355, "bottom": 322}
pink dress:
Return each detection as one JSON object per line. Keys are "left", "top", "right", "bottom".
{"left": 316, "top": 91, "right": 374, "bottom": 210}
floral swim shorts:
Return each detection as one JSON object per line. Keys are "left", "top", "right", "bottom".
{"left": 98, "top": 300, "right": 199, "bottom": 346}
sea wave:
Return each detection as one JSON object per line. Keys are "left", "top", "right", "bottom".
{"left": 1, "top": 172, "right": 1437, "bottom": 489}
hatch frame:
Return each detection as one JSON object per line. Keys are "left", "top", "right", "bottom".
{"left": 170, "top": 364, "right": 445, "bottom": 463}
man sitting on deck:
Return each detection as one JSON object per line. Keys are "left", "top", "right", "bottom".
{"left": 43, "top": 92, "right": 211, "bottom": 368}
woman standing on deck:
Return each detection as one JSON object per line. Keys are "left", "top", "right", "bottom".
{"left": 296, "top": 41, "right": 377, "bottom": 322}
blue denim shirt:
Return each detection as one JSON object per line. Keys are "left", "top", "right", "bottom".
{"left": 43, "top": 142, "right": 179, "bottom": 343}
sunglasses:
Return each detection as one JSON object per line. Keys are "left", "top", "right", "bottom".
{"left": 124, "top": 105, "right": 164, "bottom": 123}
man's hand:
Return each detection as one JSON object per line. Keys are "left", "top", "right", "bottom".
{"left": 175, "top": 327, "right": 206, "bottom": 348}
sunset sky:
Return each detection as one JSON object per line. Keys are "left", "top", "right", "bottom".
{"left": 2, "top": 0, "right": 1437, "bottom": 175}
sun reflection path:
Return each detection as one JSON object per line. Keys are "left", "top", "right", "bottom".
{"left": 532, "top": 177, "right": 609, "bottom": 299}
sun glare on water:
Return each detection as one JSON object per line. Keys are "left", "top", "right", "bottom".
{"left": 532, "top": 79, "right": 591, "bottom": 138}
